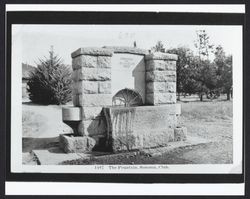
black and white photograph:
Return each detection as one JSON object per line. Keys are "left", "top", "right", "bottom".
{"left": 10, "top": 24, "right": 242, "bottom": 172}
{"left": 3, "top": 3, "right": 246, "bottom": 197}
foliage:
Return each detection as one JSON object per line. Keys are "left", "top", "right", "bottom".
{"left": 214, "top": 45, "right": 232, "bottom": 100}
{"left": 151, "top": 31, "right": 233, "bottom": 101}
{"left": 167, "top": 47, "right": 196, "bottom": 98}
{"left": 194, "top": 30, "right": 214, "bottom": 60}
{"left": 151, "top": 41, "right": 166, "bottom": 52}
{"left": 167, "top": 47, "right": 217, "bottom": 99}
{"left": 27, "top": 48, "right": 72, "bottom": 105}
{"left": 192, "top": 59, "right": 218, "bottom": 100}
{"left": 193, "top": 30, "right": 216, "bottom": 100}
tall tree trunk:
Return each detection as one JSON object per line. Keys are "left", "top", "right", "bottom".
{"left": 200, "top": 94, "right": 203, "bottom": 101}
{"left": 227, "top": 91, "right": 231, "bottom": 100}
{"left": 177, "top": 93, "right": 181, "bottom": 101}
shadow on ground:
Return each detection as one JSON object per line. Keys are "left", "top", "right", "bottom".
{"left": 22, "top": 137, "right": 59, "bottom": 153}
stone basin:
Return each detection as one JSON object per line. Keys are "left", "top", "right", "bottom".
{"left": 103, "top": 104, "right": 177, "bottom": 152}
{"left": 62, "top": 107, "right": 81, "bottom": 135}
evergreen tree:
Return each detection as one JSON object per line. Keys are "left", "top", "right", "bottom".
{"left": 27, "top": 47, "right": 72, "bottom": 105}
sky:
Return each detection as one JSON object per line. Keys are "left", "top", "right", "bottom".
{"left": 12, "top": 25, "right": 242, "bottom": 66}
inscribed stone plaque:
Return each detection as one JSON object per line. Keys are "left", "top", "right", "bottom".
{"left": 111, "top": 53, "right": 146, "bottom": 103}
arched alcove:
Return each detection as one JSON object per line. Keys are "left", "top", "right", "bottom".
{"left": 112, "top": 88, "right": 143, "bottom": 107}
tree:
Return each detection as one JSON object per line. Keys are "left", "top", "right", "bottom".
{"left": 27, "top": 47, "right": 72, "bottom": 105}
{"left": 151, "top": 41, "right": 166, "bottom": 53}
{"left": 194, "top": 30, "right": 214, "bottom": 60}
{"left": 214, "top": 45, "right": 232, "bottom": 100}
{"left": 167, "top": 46, "right": 195, "bottom": 100}
{"left": 194, "top": 30, "right": 215, "bottom": 101}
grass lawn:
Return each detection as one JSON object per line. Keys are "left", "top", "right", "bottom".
{"left": 22, "top": 97, "right": 233, "bottom": 165}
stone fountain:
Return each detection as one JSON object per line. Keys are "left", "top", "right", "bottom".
{"left": 60, "top": 46, "right": 187, "bottom": 153}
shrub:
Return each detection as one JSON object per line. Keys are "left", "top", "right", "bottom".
{"left": 27, "top": 48, "right": 72, "bottom": 105}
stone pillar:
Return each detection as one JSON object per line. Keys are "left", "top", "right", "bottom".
{"left": 71, "top": 48, "right": 113, "bottom": 141}
{"left": 145, "top": 52, "right": 178, "bottom": 105}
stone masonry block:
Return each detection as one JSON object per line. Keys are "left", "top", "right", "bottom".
{"left": 98, "top": 81, "right": 111, "bottom": 94}
{"left": 59, "top": 134, "right": 96, "bottom": 153}
{"left": 81, "top": 106, "right": 103, "bottom": 120}
{"left": 79, "top": 68, "right": 111, "bottom": 81}
{"left": 81, "top": 81, "right": 98, "bottom": 94}
{"left": 141, "top": 128, "right": 175, "bottom": 148}
{"left": 145, "top": 52, "right": 178, "bottom": 61}
{"left": 112, "top": 129, "right": 175, "bottom": 152}
{"left": 72, "top": 55, "right": 98, "bottom": 70}
{"left": 71, "top": 47, "right": 113, "bottom": 58}
{"left": 104, "top": 46, "right": 148, "bottom": 55}
{"left": 146, "top": 93, "right": 176, "bottom": 105}
{"left": 146, "top": 71, "right": 176, "bottom": 82}
{"left": 97, "top": 56, "right": 111, "bottom": 68}
{"left": 78, "top": 118, "right": 107, "bottom": 136}
{"left": 145, "top": 60, "right": 176, "bottom": 71}
{"left": 72, "top": 69, "right": 81, "bottom": 82}
{"left": 72, "top": 68, "right": 111, "bottom": 82}
{"left": 72, "top": 82, "right": 78, "bottom": 95}
{"left": 77, "top": 120, "right": 90, "bottom": 136}
{"left": 146, "top": 82, "right": 176, "bottom": 93}
{"left": 78, "top": 94, "right": 112, "bottom": 106}
{"left": 72, "top": 56, "right": 82, "bottom": 70}
{"left": 72, "top": 81, "right": 99, "bottom": 95}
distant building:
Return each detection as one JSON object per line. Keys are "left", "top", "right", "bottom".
{"left": 22, "top": 63, "right": 35, "bottom": 99}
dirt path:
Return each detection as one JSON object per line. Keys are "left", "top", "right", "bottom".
{"left": 22, "top": 102, "right": 72, "bottom": 138}
{"left": 22, "top": 103, "right": 72, "bottom": 164}
{"left": 160, "top": 141, "right": 232, "bottom": 164}
{"left": 61, "top": 140, "right": 232, "bottom": 165}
